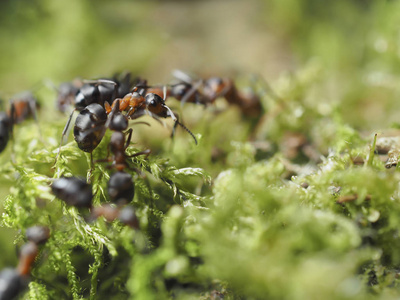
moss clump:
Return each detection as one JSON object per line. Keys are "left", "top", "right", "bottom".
{"left": 0, "top": 64, "right": 399, "bottom": 300}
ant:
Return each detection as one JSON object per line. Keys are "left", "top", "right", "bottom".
{"left": 57, "top": 73, "right": 144, "bottom": 157}
{"left": 73, "top": 103, "right": 108, "bottom": 154}
{"left": 101, "top": 99, "right": 151, "bottom": 170}
{"left": 51, "top": 176, "right": 93, "bottom": 208}
{"left": 74, "top": 72, "right": 141, "bottom": 111}
{"left": 172, "top": 70, "right": 263, "bottom": 117}
{"left": 105, "top": 87, "right": 198, "bottom": 144}
{"left": 71, "top": 99, "right": 150, "bottom": 180}
{"left": 0, "top": 91, "right": 42, "bottom": 155}
{"left": 51, "top": 176, "right": 139, "bottom": 229}
{"left": 0, "top": 226, "right": 50, "bottom": 300}
{"left": 56, "top": 79, "right": 82, "bottom": 113}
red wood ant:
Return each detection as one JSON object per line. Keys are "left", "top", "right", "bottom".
{"left": 0, "top": 226, "right": 50, "bottom": 300}
{"left": 172, "top": 70, "right": 263, "bottom": 117}
{"left": 0, "top": 91, "right": 42, "bottom": 155}
{"left": 101, "top": 99, "right": 151, "bottom": 170}
{"left": 104, "top": 87, "right": 198, "bottom": 144}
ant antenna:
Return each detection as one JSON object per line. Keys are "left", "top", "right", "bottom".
{"left": 174, "top": 120, "right": 198, "bottom": 145}
{"left": 161, "top": 85, "right": 197, "bottom": 144}
{"left": 83, "top": 79, "right": 117, "bottom": 87}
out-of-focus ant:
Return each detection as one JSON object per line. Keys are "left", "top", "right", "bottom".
{"left": 0, "top": 226, "right": 50, "bottom": 300}
{"left": 51, "top": 176, "right": 139, "bottom": 229}
{"left": 172, "top": 70, "right": 263, "bottom": 117}
{"left": 0, "top": 91, "right": 42, "bottom": 155}
{"left": 89, "top": 204, "right": 139, "bottom": 229}
{"left": 56, "top": 79, "right": 82, "bottom": 113}
{"left": 51, "top": 176, "right": 93, "bottom": 208}
{"left": 100, "top": 99, "right": 151, "bottom": 170}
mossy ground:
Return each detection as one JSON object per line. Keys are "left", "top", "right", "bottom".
{"left": 2, "top": 1, "right": 400, "bottom": 299}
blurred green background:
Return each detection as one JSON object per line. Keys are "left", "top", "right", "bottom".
{"left": 1, "top": 0, "right": 400, "bottom": 128}
{"left": 1, "top": 0, "right": 400, "bottom": 289}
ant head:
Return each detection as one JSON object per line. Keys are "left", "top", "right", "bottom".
{"left": 109, "top": 113, "right": 128, "bottom": 131}
{"left": 145, "top": 93, "right": 164, "bottom": 107}
{"left": 144, "top": 93, "right": 169, "bottom": 117}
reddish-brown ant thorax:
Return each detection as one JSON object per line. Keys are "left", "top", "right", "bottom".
{"left": 17, "top": 242, "right": 38, "bottom": 276}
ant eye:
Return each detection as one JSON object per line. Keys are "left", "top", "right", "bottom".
{"left": 150, "top": 100, "right": 157, "bottom": 107}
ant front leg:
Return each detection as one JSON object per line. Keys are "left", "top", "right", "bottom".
{"left": 127, "top": 149, "right": 151, "bottom": 159}
{"left": 55, "top": 108, "right": 76, "bottom": 164}
{"left": 124, "top": 128, "right": 133, "bottom": 150}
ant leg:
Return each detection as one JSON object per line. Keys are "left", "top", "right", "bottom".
{"left": 124, "top": 128, "right": 133, "bottom": 150}
{"left": 131, "top": 121, "right": 151, "bottom": 127}
{"left": 87, "top": 152, "right": 95, "bottom": 184}
{"left": 172, "top": 69, "right": 192, "bottom": 83}
{"left": 83, "top": 79, "right": 117, "bottom": 87}
{"left": 180, "top": 80, "right": 202, "bottom": 107}
{"left": 55, "top": 109, "right": 76, "bottom": 163}
{"left": 127, "top": 149, "right": 151, "bottom": 159}
{"left": 168, "top": 112, "right": 197, "bottom": 145}
{"left": 144, "top": 110, "right": 168, "bottom": 128}
{"left": 171, "top": 112, "right": 180, "bottom": 140}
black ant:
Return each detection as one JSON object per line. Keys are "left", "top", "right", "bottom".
{"left": 73, "top": 103, "right": 108, "bottom": 154}
{"left": 51, "top": 176, "right": 139, "bottom": 229}
{"left": 51, "top": 176, "right": 93, "bottom": 208}
{"left": 0, "top": 226, "right": 50, "bottom": 300}
{"left": 74, "top": 73, "right": 140, "bottom": 111}
{"left": 57, "top": 73, "right": 144, "bottom": 158}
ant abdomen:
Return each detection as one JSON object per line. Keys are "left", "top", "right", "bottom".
{"left": 74, "top": 103, "right": 107, "bottom": 153}
{"left": 52, "top": 176, "right": 93, "bottom": 208}
{"left": 0, "top": 268, "right": 25, "bottom": 300}
{"left": 108, "top": 171, "right": 134, "bottom": 204}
